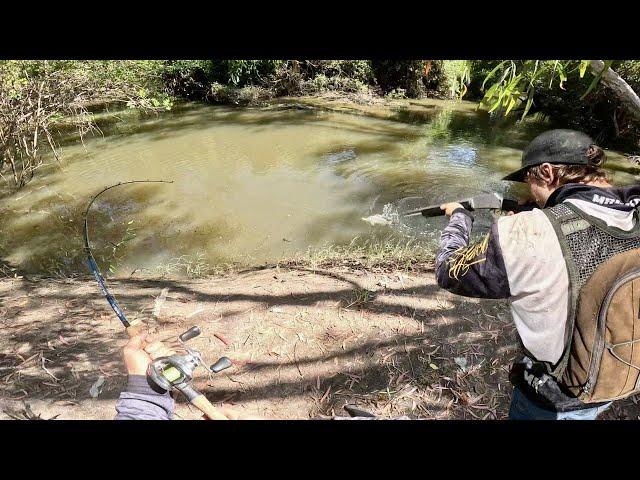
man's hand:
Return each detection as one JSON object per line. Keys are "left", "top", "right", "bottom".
{"left": 123, "top": 332, "right": 178, "bottom": 375}
{"left": 123, "top": 331, "right": 266, "bottom": 420}
{"left": 440, "top": 202, "right": 465, "bottom": 217}
{"left": 122, "top": 333, "right": 153, "bottom": 376}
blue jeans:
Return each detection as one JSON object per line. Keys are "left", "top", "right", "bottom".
{"left": 509, "top": 387, "right": 612, "bottom": 420}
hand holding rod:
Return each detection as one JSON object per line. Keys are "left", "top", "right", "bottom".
{"left": 145, "top": 326, "right": 232, "bottom": 420}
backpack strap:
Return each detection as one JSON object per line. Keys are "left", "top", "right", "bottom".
{"left": 542, "top": 204, "right": 586, "bottom": 379}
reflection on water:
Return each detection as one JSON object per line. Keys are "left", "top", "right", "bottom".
{"left": 0, "top": 97, "right": 637, "bottom": 276}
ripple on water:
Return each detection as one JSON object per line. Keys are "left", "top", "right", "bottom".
{"left": 7, "top": 99, "right": 631, "bottom": 275}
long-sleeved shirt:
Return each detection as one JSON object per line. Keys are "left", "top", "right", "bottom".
{"left": 435, "top": 183, "right": 640, "bottom": 364}
{"left": 115, "top": 375, "right": 174, "bottom": 420}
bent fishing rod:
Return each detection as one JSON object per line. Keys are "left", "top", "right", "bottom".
{"left": 83, "top": 180, "right": 232, "bottom": 420}
{"left": 83, "top": 180, "right": 172, "bottom": 333}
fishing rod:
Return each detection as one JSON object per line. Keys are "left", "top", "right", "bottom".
{"left": 83, "top": 180, "right": 173, "bottom": 334}
{"left": 83, "top": 180, "right": 232, "bottom": 420}
{"left": 402, "top": 192, "right": 536, "bottom": 218}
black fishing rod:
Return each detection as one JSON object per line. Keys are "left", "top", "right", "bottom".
{"left": 82, "top": 179, "right": 234, "bottom": 420}
{"left": 82, "top": 180, "right": 173, "bottom": 328}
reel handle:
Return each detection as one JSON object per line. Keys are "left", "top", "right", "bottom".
{"left": 179, "top": 326, "right": 201, "bottom": 343}
{"left": 211, "top": 357, "right": 233, "bottom": 373}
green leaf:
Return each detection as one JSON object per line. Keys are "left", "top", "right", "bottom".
{"left": 579, "top": 60, "right": 589, "bottom": 78}
{"left": 488, "top": 98, "right": 502, "bottom": 113}
{"left": 580, "top": 60, "right": 612, "bottom": 100}
{"left": 483, "top": 82, "right": 500, "bottom": 102}
{"left": 548, "top": 60, "right": 558, "bottom": 88}
{"left": 521, "top": 95, "right": 534, "bottom": 120}
{"left": 505, "top": 96, "right": 517, "bottom": 116}
{"left": 481, "top": 61, "right": 507, "bottom": 91}
{"left": 557, "top": 62, "right": 567, "bottom": 90}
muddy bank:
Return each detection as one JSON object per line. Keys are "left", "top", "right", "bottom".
{"left": 1, "top": 264, "right": 639, "bottom": 420}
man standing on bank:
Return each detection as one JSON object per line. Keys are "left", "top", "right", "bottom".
{"left": 436, "top": 129, "right": 640, "bottom": 420}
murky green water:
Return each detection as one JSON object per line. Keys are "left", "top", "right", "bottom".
{"left": 1, "top": 97, "right": 637, "bottom": 276}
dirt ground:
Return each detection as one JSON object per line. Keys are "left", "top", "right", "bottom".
{"left": 1, "top": 263, "right": 639, "bottom": 420}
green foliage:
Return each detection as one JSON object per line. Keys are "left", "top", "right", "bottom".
{"left": 225, "top": 60, "right": 283, "bottom": 86}
{"left": 371, "top": 60, "right": 436, "bottom": 98}
{"left": 613, "top": 61, "right": 640, "bottom": 91}
{"left": 442, "top": 60, "right": 471, "bottom": 99}
{"left": 475, "top": 60, "right": 619, "bottom": 121}
{"left": 471, "top": 59, "right": 640, "bottom": 150}
{"left": 162, "top": 59, "right": 452, "bottom": 102}
{"left": 272, "top": 60, "right": 374, "bottom": 96}
{"left": 384, "top": 88, "right": 407, "bottom": 99}
{"left": 0, "top": 60, "right": 175, "bottom": 189}
{"left": 207, "top": 82, "right": 273, "bottom": 106}
{"left": 303, "top": 73, "right": 371, "bottom": 94}
{"left": 478, "top": 60, "right": 555, "bottom": 119}
{"left": 580, "top": 60, "right": 612, "bottom": 99}
{"left": 161, "top": 60, "right": 283, "bottom": 98}
{"left": 303, "top": 60, "right": 374, "bottom": 84}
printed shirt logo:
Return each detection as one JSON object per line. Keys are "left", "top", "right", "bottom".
{"left": 592, "top": 194, "right": 640, "bottom": 208}
{"left": 448, "top": 233, "right": 490, "bottom": 280}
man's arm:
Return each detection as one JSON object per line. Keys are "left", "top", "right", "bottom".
{"left": 435, "top": 205, "right": 511, "bottom": 299}
{"left": 114, "top": 333, "right": 175, "bottom": 420}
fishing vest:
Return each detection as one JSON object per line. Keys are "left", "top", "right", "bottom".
{"left": 542, "top": 202, "right": 640, "bottom": 403}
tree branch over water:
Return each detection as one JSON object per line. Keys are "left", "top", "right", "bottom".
{"left": 589, "top": 60, "right": 640, "bottom": 124}
{"left": 0, "top": 61, "right": 171, "bottom": 190}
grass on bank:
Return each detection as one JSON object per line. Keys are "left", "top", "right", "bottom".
{"left": 106, "top": 236, "right": 437, "bottom": 280}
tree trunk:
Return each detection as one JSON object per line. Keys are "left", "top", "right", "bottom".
{"left": 589, "top": 60, "right": 640, "bottom": 124}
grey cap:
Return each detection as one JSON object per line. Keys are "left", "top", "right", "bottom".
{"left": 503, "top": 129, "right": 596, "bottom": 182}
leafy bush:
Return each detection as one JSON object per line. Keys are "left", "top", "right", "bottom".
{"left": 370, "top": 60, "right": 446, "bottom": 98}
{"left": 441, "top": 60, "right": 471, "bottom": 99}
{"left": 384, "top": 88, "right": 407, "bottom": 99}
{"left": 302, "top": 73, "right": 371, "bottom": 95}
{"left": 302, "top": 60, "right": 374, "bottom": 84}
{"left": 469, "top": 60, "right": 640, "bottom": 149}
{"left": 207, "top": 82, "right": 273, "bottom": 106}
{"left": 0, "top": 60, "right": 173, "bottom": 189}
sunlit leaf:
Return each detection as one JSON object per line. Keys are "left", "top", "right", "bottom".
{"left": 579, "top": 60, "right": 589, "bottom": 78}
{"left": 481, "top": 61, "right": 507, "bottom": 91}
{"left": 484, "top": 82, "right": 499, "bottom": 102}
{"left": 521, "top": 95, "right": 534, "bottom": 120}
{"left": 488, "top": 98, "right": 502, "bottom": 113}
{"left": 580, "top": 60, "right": 612, "bottom": 99}
{"left": 557, "top": 62, "right": 567, "bottom": 90}
{"left": 505, "top": 96, "right": 517, "bottom": 116}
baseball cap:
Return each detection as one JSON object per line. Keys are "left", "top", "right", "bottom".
{"left": 503, "top": 129, "right": 597, "bottom": 182}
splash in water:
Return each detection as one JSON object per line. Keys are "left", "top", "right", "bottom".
{"left": 361, "top": 202, "right": 400, "bottom": 226}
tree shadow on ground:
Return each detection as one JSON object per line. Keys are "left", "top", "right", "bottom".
{"left": 2, "top": 267, "right": 639, "bottom": 420}
{"left": 1, "top": 267, "right": 514, "bottom": 419}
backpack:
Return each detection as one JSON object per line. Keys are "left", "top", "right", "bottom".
{"left": 543, "top": 202, "right": 640, "bottom": 403}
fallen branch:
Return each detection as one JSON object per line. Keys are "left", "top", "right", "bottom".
{"left": 589, "top": 60, "right": 640, "bottom": 124}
